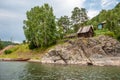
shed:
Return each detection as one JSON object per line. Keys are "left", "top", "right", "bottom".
{"left": 77, "top": 25, "right": 94, "bottom": 37}
{"left": 98, "top": 21, "right": 106, "bottom": 29}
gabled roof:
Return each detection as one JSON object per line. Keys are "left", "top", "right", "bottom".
{"left": 77, "top": 25, "right": 93, "bottom": 33}
{"left": 101, "top": 21, "right": 106, "bottom": 24}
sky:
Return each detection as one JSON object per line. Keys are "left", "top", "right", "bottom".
{"left": 0, "top": 0, "right": 120, "bottom": 43}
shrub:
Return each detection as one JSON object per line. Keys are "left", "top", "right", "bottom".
{"left": 23, "top": 40, "right": 26, "bottom": 44}
{"left": 4, "top": 50, "right": 12, "bottom": 55}
{"left": 116, "top": 35, "right": 120, "bottom": 41}
{"left": 29, "top": 42, "right": 37, "bottom": 49}
{"left": 95, "top": 29, "right": 115, "bottom": 37}
{"left": 104, "top": 31, "right": 115, "bottom": 37}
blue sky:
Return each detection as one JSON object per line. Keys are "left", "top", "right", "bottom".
{"left": 0, "top": 0, "right": 120, "bottom": 43}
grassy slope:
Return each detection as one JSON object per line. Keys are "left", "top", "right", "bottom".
{"left": 0, "top": 39, "right": 70, "bottom": 59}
{"left": 0, "top": 44, "right": 49, "bottom": 59}
{"left": 94, "top": 29, "right": 115, "bottom": 37}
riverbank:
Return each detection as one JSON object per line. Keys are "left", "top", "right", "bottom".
{"left": 0, "top": 44, "right": 48, "bottom": 59}
{"left": 41, "top": 57, "right": 120, "bottom": 66}
{"left": 0, "top": 35, "right": 120, "bottom": 66}
{"left": 0, "top": 57, "right": 120, "bottom": 66}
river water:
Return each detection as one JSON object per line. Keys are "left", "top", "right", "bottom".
{"left": 0, "top": 62, "right": 120, "bottom": 80}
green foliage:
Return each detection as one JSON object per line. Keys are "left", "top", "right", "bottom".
{"left": 95, "top": 29, "right": 115, "bottom": 37}
{"left": 23, "top": 4, "right": 57, "bottom": 49}
{"left": 71, "top": 7, "right": 88, "bottom": 32}
{"left": 85, "top": 2, "right": 120, "bottom": 40}
{"left": 4, "top": 50, "right": 12, "bottom": 55}
{"left": 117, "top": 36, "right": 120, "bottom": 41}
{"left": 72, "top": 24, "right": 81, "bottom": 32}
{"left": 1, "top": 41, "right": 16, "bottom": 48}
{"left": 104, "top": 31, "right": 115, "bottom": 37}
{"left": 0, "top": 45, "right": 3, "bottom": 50}
{"left": 4, "top": 47, "right": 18, "bottom": 55}
{"left": 56, "top": 7, "right": 88, "bottom": 36}
{"left": 57, "top": 15, "right": 74, "bottom": 39}
{"left": 71, "top": 7, "right": 81, "bottom": 24}
{"left": 23, "top": 40, "right": 26, "bottom": 44}
{"left": 0, "top": 39, "right": 3, "bottom": 50}
{"left": 57, "top": 16, "right": 71, "bottom": 34}
{"left": 0, "top": 39, "right": 13, "bottom": 50}
{"left": 71, "top": 7, "right": 88, "bottom": 24}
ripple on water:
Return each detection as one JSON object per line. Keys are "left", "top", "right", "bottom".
{"left": 0, "top": 62, "right": 120, "bottom": 80}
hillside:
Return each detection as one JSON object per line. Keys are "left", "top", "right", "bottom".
{"left": 0, "top": 40, "right": 17, "bottom": 49}
{"left": 1, "top": 35, "right": 120, "bottom": 66}
{"left": 85, "top": 2, "right": 120, "bottom": 40}
{"left": 0, "top": 45, "right": 15, "bottom": 55}
{"left": 0, "top": 43, "right": 54, "bottom": 59}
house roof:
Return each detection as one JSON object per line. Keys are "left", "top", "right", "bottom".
{"left": 77, "top": 25, "right": 93, "bottom": 34}
{"left": 101, "top": 21, "right": 106, "bottom": 24}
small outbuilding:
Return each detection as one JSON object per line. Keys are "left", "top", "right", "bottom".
{"left": 98, "top": 21, "right": 106, "bottom": 29}
{"left": 77, "top": 25, "right": 94, "bottom": 38}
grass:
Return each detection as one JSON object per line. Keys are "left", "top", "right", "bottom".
{"left": 95, "top": 29, "right": 115, "bottom": 37}
{"left": 0, "top": 41, "right": 67, "bottom": 59}
{"left": 0, "top": 44, "right": 47, "bottom": 59}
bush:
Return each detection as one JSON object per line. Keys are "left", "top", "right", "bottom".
{"left": 0, "top": 40, "right": 3, "bottom": 50}
{"left": 29, "top": 42, "right": 37, "bottom": 49}
{"left": 23, "top": 40, "right": 26, "bottom": 44}
{"left": 4, "top": 50, "right": 12, "bottom": 55}
{"left": 116, "top": 35, "right": 120, "bottom": 41}
{"left": 95, "top": 29, "right": 115, "bottom": 37}
{"left": 0, "top": 44, "right": 3, "bottom": 50}
{"left": 104, "top": 31, "right": 115, "bottom": 37}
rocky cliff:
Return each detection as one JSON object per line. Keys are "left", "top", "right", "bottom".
{"left": 41, "top": 35, "right": 120, "bottom": 66}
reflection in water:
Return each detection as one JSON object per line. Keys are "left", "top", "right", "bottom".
{"left": 0, "top": 62, "right": 120, "bottom": 80}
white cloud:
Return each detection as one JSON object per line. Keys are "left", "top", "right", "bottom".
{"left": 53, "top": 0, "right": 86, "bottom": 17}
{"left": 13, "top": 41, "right": 22, "bottom": 44}
{"left": 0, "top": 0, "right": 86, "bottom": 19}
{"left": 87, "top": 10, "right": 100, "bottom": 19}
{"left": 59, "top": 0, "right": 85, "bottom": 7}
{"left": 0, "top": 0, "right": 30, "bottom": 7}
{"left": 101, "top": 0, "right": 118, "bottom": 9}
{"left": 0, "top": 9, "right": 25, "bottom": 20}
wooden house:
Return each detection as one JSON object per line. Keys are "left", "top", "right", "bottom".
{"left": 98, "top": 21, "right": 106, "bottom": 29}
{"left": 77, "top": 25, "right": 94, "bottom": 38}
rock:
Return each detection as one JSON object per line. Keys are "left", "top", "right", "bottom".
{"left": 91, "top": 45, "right": 106, "bottom": 55}
{"left": 90, "top": 54, "right": 104, "bottom": 59}
{"left": 41, "top": 35, "right": 120, "bottom": 65}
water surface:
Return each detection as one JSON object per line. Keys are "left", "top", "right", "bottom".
{"left": 0, "top": 62, "right": 120, "bottom": 80}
